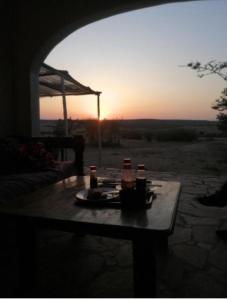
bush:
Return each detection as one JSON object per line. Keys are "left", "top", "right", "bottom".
{"left": 144, "top": 132, "right": 154, "bottom": 142}
{"left": 155, "top": 128, "right": 198, "bottom": 142}
{"left": 121, "top": 130, "right": 142, "bottom": 140}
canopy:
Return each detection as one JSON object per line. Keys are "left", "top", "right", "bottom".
{"left": 39, "top": 63, "right": 101, "bottom": 97}
{"left": 39, "top": 63, "right": 102, "bottom": 166}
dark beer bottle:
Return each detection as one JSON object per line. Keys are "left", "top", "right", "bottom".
{"left": 90, "top": 165, "right": 98, "bottom": 188}
{"left": 121, "top": 158, "right": 135, "bottom": 190}
{"left": 136, "top": 164, "right": 146, "bottom": 192}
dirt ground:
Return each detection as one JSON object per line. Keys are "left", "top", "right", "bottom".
{"left": 83, "top": 138, "right": 227, "bottom": 176}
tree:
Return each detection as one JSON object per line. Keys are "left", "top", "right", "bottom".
{"left": 187, "top": 61, "right": 227, "bottom": 210}
{"left": 101, "top": 120, "right": 120, "bottom": 146}
{"left": 187, "top": 60, "right": 227, "bottom": 135}
{"left": 187, "top": 60, "right": 227, "bottom": 80}
{"left": 212, "top": 88, "right": 227, "bottom": 134}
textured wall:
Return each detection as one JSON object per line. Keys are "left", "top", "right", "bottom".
{"left": 0, "top": 2, "right": 14, "bottom": 137}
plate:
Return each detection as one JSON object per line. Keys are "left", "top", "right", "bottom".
{"left": 98, "top": 178, "right": 120, "bottom": 188}
{"left": 76, "top": 187, "right": 119, "bottom": 203}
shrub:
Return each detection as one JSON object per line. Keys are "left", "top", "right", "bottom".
{"left": 121, "top": 130, "right": 142, "bottom": 140}
{"left": 144, "top": 132, "right": 154, "bottom": 142}
{"left": 155, "top": 128, "right": 198, "bottom": 142}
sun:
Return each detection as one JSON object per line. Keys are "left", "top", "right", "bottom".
{"left": 99, "top": 109, "right": 109, "bottom": 120}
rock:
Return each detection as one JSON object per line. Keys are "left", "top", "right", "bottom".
{"left": 192, "top": 225, "right": 218, "bottom": 244}
{"left": 182, "top": 185, "right": 207, "bottom": 196}
{"left": 173, "top": 244, "right": 208, "bottom": 269}
{"left": 197, "top": 242, "right": 213, "bottom": 250}
{"left": 71, "top": 254, "right": 105, "bottom": 286}
{"left": 184, "top": 215, "right": 219, "bottom": 226}
{"left": 183, "top": 272, "right": 225, "bottom": 297}
{"left": 157, "top": 253, "right": 184, "bottom": 289}
{"left": 72, "top": 235, "right": 107, "bottom": 255}
{"left": 88, "top": 267, "right": 133, "bottom": 298}
{"left": 116, "top": 244, "right": 132, "bottom": 267}
{"left": 209, "top": 243, "right": 227, "bottom": 271}
{"left": 175, "top": 214, "right": 187, "bottom": 226}
{"left": 207, "top": 266, "right": 227, "bottom": 285}
{"left": 169, "top": 226, "right": 192, "bottom": 245}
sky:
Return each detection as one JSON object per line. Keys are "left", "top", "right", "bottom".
{"left": 42, "top": 0, "right": 227, "bottom": 120}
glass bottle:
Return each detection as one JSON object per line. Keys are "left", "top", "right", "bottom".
{"left": 90, "top": 165, "right": 98, "bottom": 188}
{"left": 136, "top": 164, "right": 146, "bottom": 192}
{"left": 121, "top": 158, "right": 135, "bottom": 190}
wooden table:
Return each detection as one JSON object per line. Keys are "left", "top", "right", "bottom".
{"left": 0, "top": 176, "right": 181, "bottom": 297}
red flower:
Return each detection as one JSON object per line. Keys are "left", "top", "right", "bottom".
{"left": 19, "top": 144, "right": 28, "bottom": 155}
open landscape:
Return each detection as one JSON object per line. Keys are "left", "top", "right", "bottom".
{"left": 41, "top": 119, "right": 227, "bottom": 176}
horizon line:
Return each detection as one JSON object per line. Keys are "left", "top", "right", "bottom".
{"left": 40, "top": 117, "right": 217, "bottom": 122}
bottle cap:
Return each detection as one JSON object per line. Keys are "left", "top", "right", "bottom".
{"left": 90, "top": 166, "right": 96, "bottom": 171}
{"left": 137, "top": 164, "right": 145, "bottom": 170}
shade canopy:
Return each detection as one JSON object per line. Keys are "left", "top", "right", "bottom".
{"left": 39, "top": 63, "right": 101, "bottom": 97}
{"left": 39, "top": 63, "right": 102, "bottom": 166}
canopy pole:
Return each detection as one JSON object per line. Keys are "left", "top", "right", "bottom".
{"left": 97, "top": 93, "right": 102, "bottom": 167}
{"left": 61, "top": 76, "right": 68, "bottom": 137}
{"left": 60, "top": 76, "right": 68, "bottom": 160}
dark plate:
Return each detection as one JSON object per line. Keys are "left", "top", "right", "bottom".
{"left": 76, "top": 187, "right": 119, "bottom": 203}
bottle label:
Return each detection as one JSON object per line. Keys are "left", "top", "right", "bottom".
{"left": 121, "top": 179, "right": 135, "bottom": 189}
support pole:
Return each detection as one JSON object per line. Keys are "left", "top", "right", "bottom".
{"left": 61, "top": 76, "right": 68, "bottom": 160}
{"left": 61, "top": 76, "right": 68, "bottom": 137}
{"left": 97, "top": 93, "right": 102, "bottom": 167}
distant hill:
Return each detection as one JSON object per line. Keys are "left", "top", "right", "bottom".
{"left": 116, "top": 119, "right": 217, "bottom": 129}
{"left": 40, "top": 118, "right": 219, "bottom": 136}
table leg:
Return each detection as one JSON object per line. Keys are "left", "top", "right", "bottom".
{"left": 156, "top": 235, "right": 168, "bottom": 255}
{"left": 132, "top": 237, "right": 157, "bottom": 297}
{"left": 15, "top": 221, "right": 37, "bottom": 297}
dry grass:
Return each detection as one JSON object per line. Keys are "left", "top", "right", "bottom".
{"left": 83, "top": 138, "right": 227, "bottom": 176}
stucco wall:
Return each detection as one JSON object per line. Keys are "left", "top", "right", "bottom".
{"left": 0, "top": 2, "right": 14, "bottom": 137}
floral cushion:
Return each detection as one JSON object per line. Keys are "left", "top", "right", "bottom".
{"left": 18, "top": 141, "right": 55, "bottom": 171}
{"left": 0, "top": 161, "right": 75, "bottom": 203}
{"left": 0, "top": 138, "right": 56, "bottom": 175}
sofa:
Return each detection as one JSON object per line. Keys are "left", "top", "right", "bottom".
{"left": 0, "top": 136, "right": 85, "bottom": 203}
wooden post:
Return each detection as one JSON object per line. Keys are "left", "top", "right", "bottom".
{"left": 61, "top": 76, "right": 68, "bottom": 137}
{"left": 132, "top": 236, "right": 157, "bottom": 297}
{"left": 97, "top": 93, "right": 102, "bottom": 167}
{"left": 61, "top": 76, "right": 68, "bottom": 159}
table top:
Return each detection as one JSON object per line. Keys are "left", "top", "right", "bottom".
{"left": 0, "top": 176, "right": 181, "bottom": 239}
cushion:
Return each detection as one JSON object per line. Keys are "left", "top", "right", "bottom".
{"left": 0, "top": 161, "right": 75, "bottom": 203}
{"left": 0, "top": 137, "right": 56, "bottom": 175}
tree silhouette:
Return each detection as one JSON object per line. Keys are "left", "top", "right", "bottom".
{"left": 187, "top": 60, "right": 227, "bottom": 135}
{"left": 187, "top": 61, "right": 227, "bottom": 209}
{"left": 187, "top": 60, "right": 227, "bottom": 80}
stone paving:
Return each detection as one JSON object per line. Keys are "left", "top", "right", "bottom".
{"left": 31, "top": 168, "right": 227, "bottom": 298}
{"left": 3, "top": 168, "right": 227, "bottom": 297}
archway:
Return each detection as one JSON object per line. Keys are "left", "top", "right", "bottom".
{"left": 19, "top": 0, "right": 199, "bottom": 136}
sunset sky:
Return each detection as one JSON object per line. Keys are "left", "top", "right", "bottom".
{"left": 41, "top": 0, "right": 227, "bottom": 121}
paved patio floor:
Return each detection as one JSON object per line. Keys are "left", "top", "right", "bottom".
{"left": 2, "top": 168, "right": 227, "bottom": 297}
